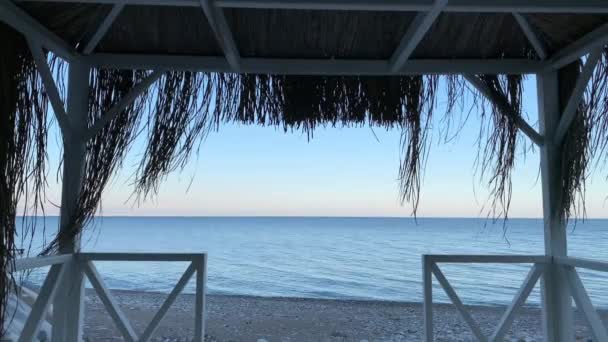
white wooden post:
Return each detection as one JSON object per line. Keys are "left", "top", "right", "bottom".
{"left": 194, "top": 255, "right": 207, "bottom": 342}
{"left": 52, "top": 60, "right": 90, "bottom": 342}
{"left": 537, "top": 71, "right": 574, "bottom": 342}
{"left": 422, "top": 255, "right": 433, "bottom": 342}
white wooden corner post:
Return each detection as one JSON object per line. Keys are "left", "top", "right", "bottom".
{"left": 536, "top": 71, "right": 574, "bottom": 342}
{"left": 52, "top": 60, "right": 91, "bottom": 341}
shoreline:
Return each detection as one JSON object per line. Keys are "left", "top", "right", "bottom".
{"left": 83, "top": 289, "right": 607, "bottom": 341}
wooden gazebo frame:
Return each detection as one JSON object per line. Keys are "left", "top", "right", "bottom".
{"left": 2, "top": 1, "right": 608, "bottom": 341}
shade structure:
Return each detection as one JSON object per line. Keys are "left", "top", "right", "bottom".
{"left": 2, "top": 1, "right": 608, "bottom": 341}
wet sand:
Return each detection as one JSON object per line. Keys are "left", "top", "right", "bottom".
{"left": 83, "top": 290, "right": 606, "bottom": 341}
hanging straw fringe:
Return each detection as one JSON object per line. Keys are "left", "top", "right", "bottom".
{"left": 0, "top": 23, "right": 48, "bottom": 336}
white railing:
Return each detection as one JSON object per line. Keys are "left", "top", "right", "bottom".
{"left": 423, "top": 254, "right": 608, "bottom": 342}
{"left": 11, "top": 252, "right": 207, "bottom": 342}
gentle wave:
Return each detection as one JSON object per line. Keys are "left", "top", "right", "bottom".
{"left": 19, "top": 216, "right": 608, "bottom": 307}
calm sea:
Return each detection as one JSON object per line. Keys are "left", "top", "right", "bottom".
{"left": 18, "top": 217, "right": 608, "bottom": 307}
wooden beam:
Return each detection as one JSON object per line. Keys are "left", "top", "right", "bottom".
{"left": 83, "top": 4, "right": 124, "bottom": 54}
{"left": 490, "top": 264, "right": 544, "bottom": 341}
{"left": 85, "top": 54, "right": 546, "bottom": 75}
{"left": 14, "top": 0, "right": 608, "bottom": 13}
{"left": 555, "top": 256, "right": 608, "bottom": 273}
{"left": 512, "top": 13, "right": 547, "bottom": 60}
{"left": 84, "top": 262, "right": 137, "bottom": 342}
{"left": 389, "top": 0, "right": 447, "bottom": 72}
{"left": 554, "top": 49, "right": 602, "bottom": 144}
{"left": 18, "top": 264, "right": 67, "bottom": 342}
{"left": 138, "top": 263, "right": 197, "bottom": 342}
{"left": 425, "top": 254, "right": 547, "bottom": 264}
{"left": 199, "top": 0, "right": 240, "bottom": 71}
{"left": 78, "top": 252, "right": 207, "bottom": 262}
{"left": 194, "top": 256, "right": 207, "bottom": 342}
{"left": 27, "top": 39, "right": 73, "bottom": 137}
{"left": 0, "top": 0, "right": 77, "bottom": 61}
{"left": 549, "top": 22, "right": 608, "bottom": 70}
{"left": 564, "top": 267, "right": 608, "bottom": 342}
{"left": 431, "top": 263, "right": 487, "bottom": 342}
{"left": 85, "top": 70, "right": 163, "bottom": 140}
{"left": 464, "top": 74, "right": 544, "bottom": 146}
{"left": 12, "top": 254, "right": 73, "bottom": 272}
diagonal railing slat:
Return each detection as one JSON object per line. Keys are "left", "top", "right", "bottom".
{"left": 83, "top": 261, "right": 138, "bottom": 342}
{"left": 490, "top": 264, "right": 543, "bottom": 342}
{"left": 431, "top": 263, "right": 488, "bottom": 342}
{"left": 138, "top": 262, "right": 197, "bottom": 342}
{"left": 564, "top": 266, "right": 608, "bottom": 342}
{"left": 18, "top": 264, "right": 67, "bottom": 342}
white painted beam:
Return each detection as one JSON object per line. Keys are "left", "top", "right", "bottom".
{"left": 84, "top": 54, "right": 545, "bottom": 75}
{"left": 138, "top": 263, "right": 197, "bottom": 342}
{"left": 27, "top": 39, "right": 72, "bottom": 137}
{"left": 564, "top": 267, "right": 608, "bottom": 342}
{"left": 84, "top": 261, "right": 137, "bottom": 342}
{"left": 422, "top": 256, "right": 433, "bottom": 342}
{"left": 431, "top": 263, "right": 487, "bottom": 342}
{"left": 79, "top": 252, "right": 207, "bottom": 262}
{"left": 490, "top": 264, "right": 544, "bottom": 342}
{"left": 12, "top": 254, "right": 73, "bottom": 272}
{"left": 389, "top": 0, "right": 447, "bottom": 72}
{"left": 425, "top": 254, "right": 547, "bottom": 264}
{"left": 86, "top": 70, "right": 163, "bottom": 140}
{"left": 556, "top": 256, "right": 608, "bottom": 273}
{"left": 512, "top": 13, "right": 547, "bottom": 60}
{"left": 199, "top": 0, "right": 240, "bottom": 71}
{"left": 194, "top": 256, "right": 207, "bottom": 342}
{"left": 18, "top": 264, "right": 67, "bottom": 342}
{"left": 554, "top": 49, "right": 602, "bottom": 144}
{"left": 83, "top": 4, "right": 124, "bottom": 54}
{"left": 0, "top": 0, "right": 77, "bottom": 61}
{"left": 464, "top": 75, "right": 544, "bottom": 146}
{"left": 13, "top": 0, "right": 608, "bottom": 13}
{"left": 549, "top": 22, "right": 608, "bottom": 70}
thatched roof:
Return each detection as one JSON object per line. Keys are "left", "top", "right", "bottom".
{"left": 11, "top": 3, "right": 608, "bottom": 60}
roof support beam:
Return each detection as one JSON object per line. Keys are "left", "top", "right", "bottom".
{"left": 389, "top": 0, "right": 447, "bottom": 72}
{"left": 0, "top": 0, "right": 78, "bottom": 61}
{"left": 82, "top": 4, "right": 124, "bottom": 54}
{"left": 199, "top": 0, "right": 241, "bottom": 71}
{"left": 464, "top": 74, "right": 544, "bottom": 146}
{"left": 27, "top": 39, "right": 73, "bottom": 137}
{"left": 548, "top": 22, "right": 608, "bottom": 70}
{"left": 86, "top": 70, "right": 164, "bottom": 140}
{"left": 85, "top": 54, "right": 546, "bottom": 75}
{"left": 14, "top": 0, "right": 608, "bottom": 13}
{"left": 553, "top": 49, "right": 602, "bottom": 145}
{"left": 512, "top": 13, "right": 547, "bottom": 60}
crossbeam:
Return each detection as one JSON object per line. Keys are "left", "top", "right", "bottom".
{"left": 27, "top": 39, "right": 73, "bottom": 137}
{"left": 18, "top": 264, "right": 67, "bottom": 342}
{"left": 549, "top": 22, "right": 608, "bottom": 70}
{"left": 564, "top": 267, "right": 608, "bottom": 342}
{"left": 490, "top": 264, "right": 543, "bottom": 341}
{"left": 512, "top": 13, "right": 547, "bottom": 60}
{"left": 84, "top": 261, "right": 137, "bottom": 342}
{"left": 464, "top": 75, "right": 544, "bottom": 146}
{"left": 82, "top": 3, "right": 124, "bottom": 54}
{"left": 389, "top": 0, "right": 446, "bottom": 72}
{"left": 84, "top": 54, "right": 546, "bottom": 75}
{"left": 553, "top": 49, "right": 602, "bottom": 144}
{"left": 200, "top": 0, "right": 240, "bottom": 70}
{"left": 139, "top": 263, "right": 197, "bottom": 342}
{"left": 0, "top": 0, "right": 78, "bottom": 61}
{"left": 85, "top": 70, "right": 164, "bottom": 140}
{"left": 431, "top": 263, "right": 487, "bottom": 341}
{"left": 14, "top": 0, "right": 608, "bottom": 13}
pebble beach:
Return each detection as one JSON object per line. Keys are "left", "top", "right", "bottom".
{"left": 83, "top": 290, "right": 607, "bottom": 341}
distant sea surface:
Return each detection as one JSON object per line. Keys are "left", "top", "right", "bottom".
{"left": 19, "top": 217, "right": 608, "bottom": 307}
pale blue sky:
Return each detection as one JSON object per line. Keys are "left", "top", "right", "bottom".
{"left": 40, "top": 76, "right": 608, "bottom": 218}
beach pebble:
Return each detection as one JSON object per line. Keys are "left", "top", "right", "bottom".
{"left": 257, "top": 339, "right": 268, "bottom": 342}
